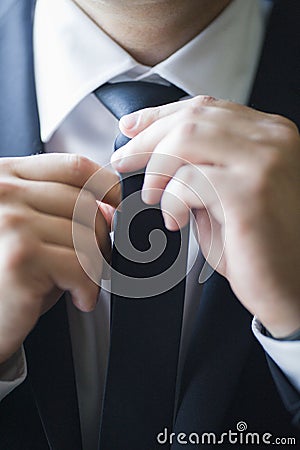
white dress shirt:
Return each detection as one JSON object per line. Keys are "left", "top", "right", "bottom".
{"left": 1, "top": 0, "right": 300, "bottom": 449}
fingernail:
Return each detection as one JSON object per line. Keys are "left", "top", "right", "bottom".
{"left": 110, "top": 149, "right": 123, "bottom": 166}
{"left": 142, "top": 188, "right": 161, "bottom": 205}
{"left": 120, "top": 112, "right": 139, "bottom": 130}
{"left": 163, "top": 212, "right": 179, "bottom": 231}
{"left": 141, "top": 189, "right": 151, "bottom": 204}
{"left": 72, "top": 293, "right": 96, "bottom": 312}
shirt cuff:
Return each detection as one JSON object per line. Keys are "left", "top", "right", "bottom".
{"left": 0, "top": 347, "right": 27, "bottom": 401}
{"left": 252, "top": 317, "right": 300, "bottom": 393}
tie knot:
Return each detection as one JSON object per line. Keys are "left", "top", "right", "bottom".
{"left": 94, "top": 81, "right": 185, "bottom": 120}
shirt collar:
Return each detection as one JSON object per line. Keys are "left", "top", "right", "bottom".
{"left": 34, "top": 0, "right": 267, "bottom": 142}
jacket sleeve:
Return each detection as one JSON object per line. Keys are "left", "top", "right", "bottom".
{"left": 267, "top": 355, "right": 300, "bottom": 429}
{"left": 252, "top": 318, "right": 300, "bottom": 428}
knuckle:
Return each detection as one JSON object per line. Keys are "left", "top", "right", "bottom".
{"left": 3, "top": 234, "right": 37, "bottom": 272}
{"left": 269, "top": 113, "right": 296, "bottom": 129}
{"left": 0, "top": 179, "right": 20, "bottom": 202}
{"left": 181, "top": 105, "right": 202, "bottom": 120}
{"left": 146, "top": 106, "right": 160, "bottom": 123}
{"left": 280, "top": 124, "right": 300, "bottom": 147}
{"left": 0, "top": 210, "right": 28, "bottom": 232}
{"left": 0, "top": 158, "right": 14, "bottom": 174}
{"left": 176, "top": 165, "right": 197, "bottom": 185}
{"left": 67, "top": 154, "right": 92, "bottom": 178}
{"left": 175, "top": 122, "right": 198, "bottom": 142}
{"left": 267, "top": 115, "right": 299, "bottom": 142}
{"left": 192, "top": 95, "right": 216, "bottom": 108}
{"left": 80, "top": 188, "right": 97, "bottom": 207}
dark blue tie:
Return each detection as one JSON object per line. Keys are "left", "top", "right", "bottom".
{"left": 95, "top": 82, "right": 189, "bottom": 450}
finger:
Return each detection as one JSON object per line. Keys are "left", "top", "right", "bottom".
{"left": 119, "top": 96, "right": 219, "bottom": 137}
{"left": 113, "top": 107, "right": 212, "bottom": 170}
{"left": 112, "top": 112, "right": 181, "bottom": 170}
{"left": 111, "top": 119, "right": 217, "bottom": 174}
{"left": 32, "top": 212, "right": 111, "bottom": 264}
{"left": 113, "top": 108, "right": 257, "bottom": 176}
{"left": 19, "top": 180, "right": 112, "bottom": 259}
{"left": 11, "top": 153, "right": 121, "bottom": 207}
{"left": 20, "top": 180, "right": 87, "bottom": 217}
{"left": 194, "top": 208, "right": 226, "bottom": 276}
{"left": 22, "top": 180, "right": 112, "bottom": 242}
{"left": 119, "top": 95, "right": 258, "bottom": 137}
{"left": 141, "top": 120, "right": 255, "bottom": 205}
{"left": 161, "top": 164, "right": 226, "bottom": 230}
{"left": 42, "top": 243, "right": 101, "bottom": 312}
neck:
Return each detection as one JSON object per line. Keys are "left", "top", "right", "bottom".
{"left": 73, "top": 0, "right": 232, "bottom": 66}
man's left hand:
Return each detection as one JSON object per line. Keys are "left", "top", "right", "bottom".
{"left": 111, "top": 96, "right": 300, "bottom": 338}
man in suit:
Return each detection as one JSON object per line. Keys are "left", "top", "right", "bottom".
{"left": 0, "top": 0, "right": 299, "bottom": 448}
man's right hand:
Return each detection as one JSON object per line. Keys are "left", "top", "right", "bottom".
{"left": 0, "top": 153, "right": 120, "bottom": 365}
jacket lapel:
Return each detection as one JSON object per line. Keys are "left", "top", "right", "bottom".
{"left": 174, "top": 273, "right": 254, "bottom": 441}
{"left": 250, "top": 0, "right": 300, "bottom": 127}
{"left": 0, "top": 2, "right": 82, "bottom": 449}
{"left": 175, "top": 0, "right": 300, "bottom": 440}
{"left": 25, "top": 298, "right": 83, "bottom": 450}
{"left": 0, "top": 0, "right": 42, "bottom": 157}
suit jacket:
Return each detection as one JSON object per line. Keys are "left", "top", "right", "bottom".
{"left": 0, "top": 0, "right": 299, "bottom": 449}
